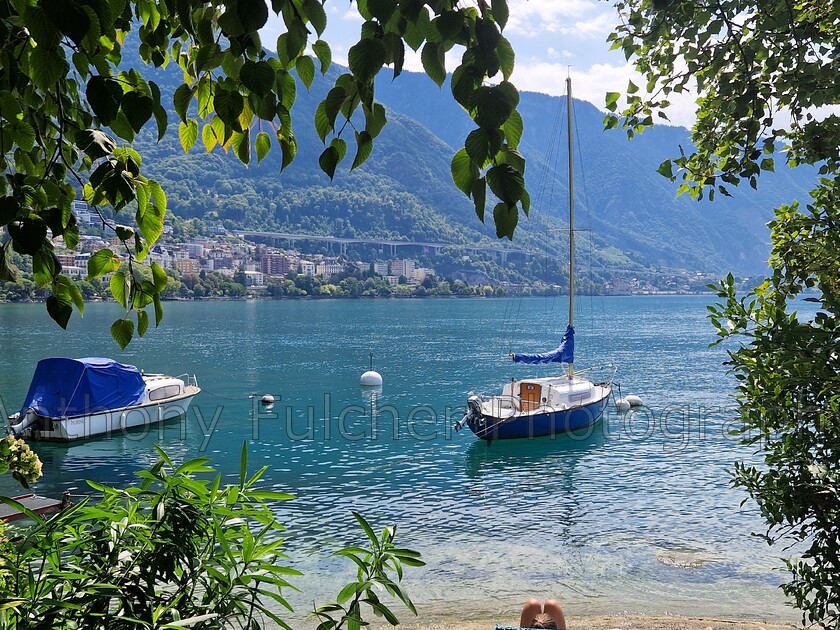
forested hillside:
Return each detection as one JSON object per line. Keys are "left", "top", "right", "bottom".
{"left": 132, "top": 50, "right": 815, "bottom": 276}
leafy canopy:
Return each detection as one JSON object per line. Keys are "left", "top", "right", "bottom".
{"left": 606, "top": 0, "right": 839, "bottom": 200}
{"left": 0, "top": 444, "right": 423, "bottom": 629}
{"left": 607, "top": 1, "right": 840, "bottom": 627}
{"left": 0, "top": 0, "right": 528, "bottom": 347}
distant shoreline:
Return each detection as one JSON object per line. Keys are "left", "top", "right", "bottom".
{"left": 0, "top": 291, "right": 720, "bottom": 306}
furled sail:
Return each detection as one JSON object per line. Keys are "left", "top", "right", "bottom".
{"left": 512, "top": 325, "right": 574, "bottom": 364}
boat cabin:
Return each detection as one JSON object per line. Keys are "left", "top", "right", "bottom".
{"left": 500, "top": 376, "right": 597, "bottom": 413}
{"left": 142, "top": 375, "right": 188, "bottom": 402}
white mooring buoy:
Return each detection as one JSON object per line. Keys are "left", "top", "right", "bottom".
{"left": 260, "top": 394, "right": 275, "bottom": 405}
{"left": 360, "top": 352, "right": 383, "bottom": 387}
{"left": 625, "top": 394, "right": 644, "bottom": 407}
{"left": 615, "top": 398, "right": 631, "bottom": 412}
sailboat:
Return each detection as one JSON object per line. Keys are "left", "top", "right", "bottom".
{"left": 456, "top": 77, "right": 614, "bottom": 442}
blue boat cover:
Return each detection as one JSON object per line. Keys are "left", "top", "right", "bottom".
{"left": 19, "top": 357, "right": 146, "bottom": 418}
{"left": 512, "top": 325, "right": 575, "bottom": 364}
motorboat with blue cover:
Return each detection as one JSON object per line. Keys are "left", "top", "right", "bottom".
{"left": 456, "top": 77, "right": 614, "bottom": 442}
{"left": 8, "top": 357, "right": 200, "bottom": 441}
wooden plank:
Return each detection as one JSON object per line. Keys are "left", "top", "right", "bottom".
{"left": 0, "top": 492, "right": 71, "bottom": 522}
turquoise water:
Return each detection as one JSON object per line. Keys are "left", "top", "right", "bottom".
{"left": 0, "top": 297, "right": 797, "bottom": 622}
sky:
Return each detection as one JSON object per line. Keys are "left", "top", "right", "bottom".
{"left": 261, "top": 0, "right": 699, "bottom": 129}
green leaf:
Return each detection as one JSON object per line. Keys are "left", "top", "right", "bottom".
{"left": 239, "top": 441, "right": 248, "bottom": 487}
{"left": 63, "top": 224, "right": 80, "bottom": 250}
{"left": 135, "top": 181, "right": 165, "bottom": 246}
{"left": 241, "top": 61, "right": 275, "bottom": 97}
{"left": 88, "top": 249, "right": 121, "bottom": 280}
{"left": 363, "top": 103, "right": 387, "bottom": 139}
{"left": 472, "top": 83, "right": 518, "bottom": 128}
{"left": 295, "top": 55, "right": 316, "bottom": 89}
{"left": 122, "top": 91, "right": 154, "bottom": 133}
{"left": 319, "top": 146, "right": 340, "bottom": 179}
{"left": 215, "top": 89, "right": 245, "bottom": 132}
{"left": 173, "top": 84, "right": 195, "bottom": 122}
{"left": 465, "top": 128, "right": 502, "bottom": 166}
{"left": 330, "top": 138, "right": 347, "bottom": 164}
{"left": 30, "top": 45, "right": 69, "bottom": 90}
{"left": 421, "top": 42, "right": 446, "bottom": 86}
{"left": 486, "top": 163, "right": 525, "bottom": 205}
{"left": 491, "top": 0, "right": 509, "bottom": 28}
{"left": 148, "top": 179, "right": 167, "bottom": 216}
{"left": 111, "top": 318, "right": 134, "bottom": 349}
{"left": 605, "top": 91, "right": 620, "bottom": 112}
{"left": 179, "top": 119, "right": 199, "bottom": 152}
{"left": 75, "top": 129, "right": 116, "bottom": 160}
{"left": 352, "top": 511, "right": 379, "bottom": 547}
{"left": 8, "top": 218, "right": 47, "bottom": 256}
{"left": 501, "top": 109, "right": 523, "bottom": 149}
{"left": 348, "top": 39, "right": 387, "bottom": 82}
{"left": 284, "top": 18, "right": 309, "bottom": 63}
{"left": 312, "top": 40, "right": 332, "bottom": 74}
{"left": 86, "top": 75, "right": 123, "bottom": 125}
{"left": 46, "top": 294, "right": 73, "bottom": 329}
{"left": 255, "top": 131, "right": 272, "bottom": 164}
{"left": 153, "top": 293, "right": 163, "bottom": 326}
{"left": 450, "top": 66, "right": 477, "bottom": 109}
{"left": 110, "top": 270, "right": 130, "bottom": 308}
{"left": 367, "top": 0, "right": 396, "bottom": 22}
{"left": 323, "top": 86, "right": 349, "bottom": 130}
{"left": 151, "top": 261, "right": 168, "bottom": 292}
{"left": 32, "top": 248, "right": 60, "bottom": 288}
{"left": 337, "top": 582, "right": 359, "bottom": 605}
{"left": 657, "top": 159, "right": 674, "bottom": 179}
{"left": 498, "top": 149, "right": 526, "bottom": 181}
{"left": 237, "top": 0, "right": 269, "bottom": 32}
{"left": 471, "top": 177, "right": 487, "bottom": 223}
{"left": 137, "top": 309, "right": 149, "bottom": 337}
{"left": 450, "top": 148, "right": 477, "bottom": 195}
{"left": 0, "top": 247, "right": 20, "bottom": 283}
{"left": 150, "top": 81, "right": 167, "bottom": 141}
{"left": 492, "top": 202, "right": 518, "bottom": 239}
{"left": 351, "top": 131, "right": 373, "bottom": 169}
{"left": 302, "top": 0, "right": 328, "bottom": 36}
{"left": 279, "top": 134, "right": 297, "bottom": 171}
{"left": 232, "top": 128, "right": 251, "bottom": 165}
{"left": 497, "top": 35, "right": 515, "bottom": 80}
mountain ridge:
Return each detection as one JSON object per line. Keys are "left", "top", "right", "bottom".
{"left": 131, "top": 54, "right": 815, "bottom": 276}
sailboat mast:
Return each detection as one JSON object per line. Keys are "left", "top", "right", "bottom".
{"left": 566, "top": 75, "right": 575, "bottom": 377}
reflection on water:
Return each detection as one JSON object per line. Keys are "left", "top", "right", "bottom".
{"left": 0, "top": 298, "right": 805, "bottom": 621}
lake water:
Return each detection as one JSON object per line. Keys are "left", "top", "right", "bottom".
{"left": 0, "top": 296, "right": 799, "bottom": 623}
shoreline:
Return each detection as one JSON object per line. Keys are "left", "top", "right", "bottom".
{"left": 370, "top": 614, "right": 798, "bottom": 630}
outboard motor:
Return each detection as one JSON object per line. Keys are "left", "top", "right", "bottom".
{"left": 8, "top": 409, "right": 38, "bottom": 438}
{"left": 454, "top": 394, "right": 483, "bottom": 432}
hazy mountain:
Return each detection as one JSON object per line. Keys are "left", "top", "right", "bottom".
{"left": 131, "top": 55, "right": 816, "bottom": 275}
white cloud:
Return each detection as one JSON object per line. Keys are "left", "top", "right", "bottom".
{"left": 511, "top": 60, "right": 698, "bottom": 129}
{"left": 341, "top": 8, "right": 363, "bottom": 23}
{"left": 505, "top": 0, "right": 610, "bottom": 38}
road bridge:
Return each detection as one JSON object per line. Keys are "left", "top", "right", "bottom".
{"left": 231, "top": 230, "right": 534, "bottom": 262}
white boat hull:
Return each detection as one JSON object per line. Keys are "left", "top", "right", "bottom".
{"left": 10, "top": 373, "right": 201, "bottom": 442}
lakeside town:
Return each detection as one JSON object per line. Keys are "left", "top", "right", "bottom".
{"left": 0, "top": 203, "right": 753, "bottom": 302}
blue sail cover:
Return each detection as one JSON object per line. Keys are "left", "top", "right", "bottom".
{"left": 512, "top": 325, "right": 575, "bottom": 364}
{"left": 19, "top": 357, "right": 146, "bottom": 418}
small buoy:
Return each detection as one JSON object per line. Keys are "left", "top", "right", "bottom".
{"left": 615, "top": 398, "right": 631, "bottom": 412}
{"left": 360, "top": 351, "right": 383, "bottom": 387}
{"left": 360, "top": 370, "right": 383, "bottom": 387}
{"left": 261, "top": 394, "right": 275, "bottom": 405}
{"left": 625, "top": 394, "right": 644, "bottom": 407}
